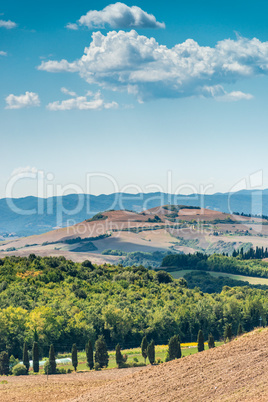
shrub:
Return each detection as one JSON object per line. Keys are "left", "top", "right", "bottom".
{"left": 44, "top": 361, "right": 52, "bottom": 375}
{"left": 9, "top": 356, "right": 19, "bottom": 370}
{"left": 12, "top": 364, "right": 28, "bottom": 376}
{"left": 56, "top": 367, "right": 66, "bottom": 374}
{"left": 94, "top": 362, "right": 100, "bottom": 371}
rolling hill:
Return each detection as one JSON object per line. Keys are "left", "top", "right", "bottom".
{"left": 1, "top": 205, "right": 267, "bottom": 266}
{"left": 1, "top": 189, "right": 268, "bottom": 237}
{"left": 71, "top": 328, "right": 268, "bottom": 402}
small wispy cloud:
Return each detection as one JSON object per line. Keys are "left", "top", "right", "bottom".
{"left": 5, "top": 92, "right": 41, "bottom": 109}
{"left": 66, "top": 23, "right": 79, "bottom": 31}
{"left": 47, "top": 90, "right": 118, "bottom": 111}
{"left": 216, "top": 91, "right": 254, "bottom": 102}
{"left": 0, "top": 19, "right": 17, "bottom": 29}
{"left": 61, "top": 87, "right": 77, "bottom": 97}
{"left": 0, "top": 51, "right": 7, "bottom": 56}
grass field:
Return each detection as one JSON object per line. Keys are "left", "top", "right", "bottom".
{"left": 170, "top": 269, "right": 268, "bottom": 285}
{"left": 28, "top": 342, "right": 223, "bottom": 373}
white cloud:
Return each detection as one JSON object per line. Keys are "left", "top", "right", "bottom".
{"left": 5, "top": 92, "right": 40, "bottom": 109}
{"left": 67, "top": 2, "right": 165, "bottom": 30}
{"left": 39, "top": 59, "right": 78, "bottom": 73}
{"left": 61, "top": 87, "right": 77, "bottom": 97}
{"left": 201, "top": 85, "right": 253, "bottom": 101}
{"left": 66, "top": 23, "right": 78, "bottom": 30}
{"left": 38, "top": 31, "right": 268, "bottom": 102}
{"left": 47, "top": 90, "right": 118, "bottom": 111}
{"left": 0, "top": 19, "right": 17, "bottom": 29}
{"left": 0, "top": 51, "right": 7, "bottom": 56}
{"left": 217, "top": 91, "right": 254, "bottom": 102}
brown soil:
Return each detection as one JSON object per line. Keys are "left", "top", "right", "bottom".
{"left": 0, "top": 367, "right": 144, "bottom": 402}
{"left": 1, "top": 329, "right": 267, "bottom": 402}
{"left": 71, "top": 328, "right": 268, "bottom": 402}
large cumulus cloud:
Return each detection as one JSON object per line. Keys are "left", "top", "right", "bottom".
{"left": 38, "top": 30, "right": 268, "bottom": 102}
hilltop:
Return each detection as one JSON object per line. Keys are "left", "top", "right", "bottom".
{"left": 1, "top": 189, "right": 268, "bottom": 238}
{"left": 0, "top": 205, "right": 267, "bottom": 265}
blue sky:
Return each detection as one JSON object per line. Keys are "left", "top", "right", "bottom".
{"left": 1, "top": 1, "right": 268, "bottom": 198}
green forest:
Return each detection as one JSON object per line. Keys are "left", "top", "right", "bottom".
{"left": 0, "top": 254, "right": 267, "bottom": 360}
{"left": 162, "top": 252, "right": 268, "bottom": 278}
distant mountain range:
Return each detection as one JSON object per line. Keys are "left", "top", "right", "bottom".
{"left": 0, "top": 190, "right": 267, "bottom": 237}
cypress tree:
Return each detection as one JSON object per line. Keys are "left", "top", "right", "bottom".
{"left": 72, "top": 344, "right": 78, "bottom": 371}
{"left": 208, "top": 333, "right": 215, "bottom": 349}
{"left": 224, "top": 324, "right": 233, "bottom": 342}
{"left": 197, "top": 330, "right": 204, "bottom": 352}
{"left": 115, "top": 344, "right": 124, "bottom": 368}
{"left": 166, "top": 335, "right": 181, "bottom": 361}
{"left": 147, "top": 340, "right": 155, "bottom": 365}
{"left": 85, "top": 340, "right": 94, "bottom": 370}
{"left": 32, "top": 341, "right": 39, "bottom": 373}
{"left": 0, "top": 351, "right": 9, "bottom": 375}
{"left": 141, "top": 336, "right": 148, "bottom": 363}
{"left": 95, "top": 335, "right": 109, "bottom": 368}
{"left": 23, "top": 342, "right": 30, "bottom": 373}
{"left": 48, "top": 344, "right": 56, "bottom": 374}
{"left": 237, "top": 323, "right": 243, "bottom": 336}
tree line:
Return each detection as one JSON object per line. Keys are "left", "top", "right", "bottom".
{"left": 161, "top": 252, "right": 268, "bottom": 278}
{"left": 2, "top": 325, "right": 243, "bottom": 376}
{"left": 0, "top": 255, "right": 267, "bottom": 359}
